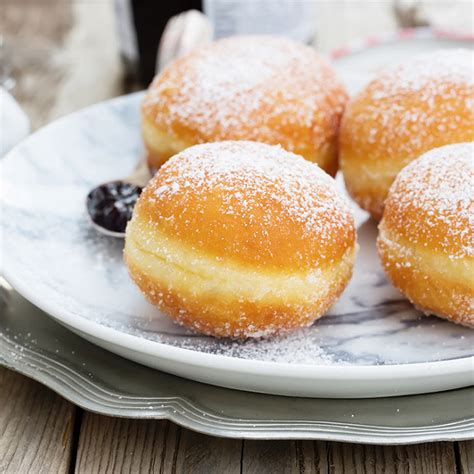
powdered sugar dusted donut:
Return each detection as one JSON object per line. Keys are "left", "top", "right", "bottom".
{"left": 142, "top": 35, "right": 348, "bottom": 176}
{"left": 125, "top": 141, "right": 356, "bottom": 338}
{"left": 377, "top": 142, "right": 474, "bottom": 327}
{"left": 340, "top": 49, "right": 474, "bottom": 220}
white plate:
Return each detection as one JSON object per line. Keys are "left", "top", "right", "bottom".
{"left": 1, "top": 92, "right": 473, "bottom": 398}
{"left": 330, "top": 28, "right": 474, "bottom": 95}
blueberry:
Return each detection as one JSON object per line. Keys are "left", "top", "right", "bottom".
{"left": 86, "top": 181, "right": 142, "bottom": 233}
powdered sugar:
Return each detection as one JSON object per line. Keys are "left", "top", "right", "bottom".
{"left": 143, "top": 141, "right": 354, "bottom": 263}
{"left": 373, "top": 49, "right": 473, "bottom": 96}
{"left": 143, "top": 35, "right": 347, "bottom": 151}
{"left": 346, "top": 49, "right": 474, "bottom": 159}
{"left": 185, "top": 328, "right": 337, "bottom": 364}
{"left": 386, "top": 142, "right": 474, "bottom": 258}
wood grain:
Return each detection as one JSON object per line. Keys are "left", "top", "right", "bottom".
{"left": 327, "top": 441, "right": 457, "bottom": 473}
{"left": 242, "top": 440, "right": 329, "bottom": 473}
{"left": 0, "top": 367, "right": 77, "bottom": 473}
{"left": 75, "top": 415, "right": 166, "bottom": 473}
{"left": 75, "top": 421, "right": 465, "bottom": 474}
{"left": 75, "top": 414, "right": 243, "bottom": 474}
{"left": 172, "top": 425, "right": 242, "bottom": 473}
{"left": 76, "top": 415, "right": 334, "bottom": 474}
{"left": 458, "top": 441, "right": 474, "bottom": 474}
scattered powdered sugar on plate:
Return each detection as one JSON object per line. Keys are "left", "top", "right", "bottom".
{"left": 220, "top": 328, "right": 338, "bottom": 364}
{"left": 104, "top": 322, "right": 339, "bottom": 365}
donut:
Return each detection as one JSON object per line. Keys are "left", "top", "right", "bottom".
{"left": 124, "top": 141, "right": 356, "bottom": 338}
{"left": 340, "top": 49, "right": 474, "bottom": 220}
{"left": 141, "top": 35, "right": 348, "bottom": 176}
{"left": 377, "top": 142, "right": 474, "bottom": 327}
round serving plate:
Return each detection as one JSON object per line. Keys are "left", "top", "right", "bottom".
{"left": 330, "top": 27, "right": 474, "bottom": 94}
{"left": 1, "top": 90, "right": 473, "bottom": 398}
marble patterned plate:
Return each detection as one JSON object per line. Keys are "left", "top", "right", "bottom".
{"left": 1, "top": 93, "right": 473, "bottom": 398}
{"left": 1, "top": 282, "right": 473, "bottom": 443}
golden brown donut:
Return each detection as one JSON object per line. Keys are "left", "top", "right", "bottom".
{"left": 340, "top": 49, "right": 474, "bottom": 220}
{"left": 125, "top": 141, "right": 356, "bottom": 338}
{"left": 377, "top": 142, "right": 474, "bottom": 327}
{"left": 141, "top": 35, "right": 348, "bottom": 176}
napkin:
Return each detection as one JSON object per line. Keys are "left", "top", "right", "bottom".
{"left": 0, "top": 87, "right": 30, "bottom": 157}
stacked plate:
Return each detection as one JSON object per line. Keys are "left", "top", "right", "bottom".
{"left": 1, "top": 30, "right": 473, "bottom": 442}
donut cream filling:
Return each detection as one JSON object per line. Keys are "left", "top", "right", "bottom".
{"left": 125, "top": 217, "right": 355, "bottom": 305}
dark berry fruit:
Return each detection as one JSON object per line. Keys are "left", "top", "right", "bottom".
{"left": 86, "top": 181, "right": 142, "bottom": 234}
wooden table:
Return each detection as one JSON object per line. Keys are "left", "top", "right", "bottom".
{"left": 1, "top": 2, "right": 473, "bottom": 472}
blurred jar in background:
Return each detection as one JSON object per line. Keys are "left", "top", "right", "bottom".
{"left": 115, "top": 0, "right": 317, "bottom": 86}
{"left": 204, "top": 0, "right": 317, "bottom": 42}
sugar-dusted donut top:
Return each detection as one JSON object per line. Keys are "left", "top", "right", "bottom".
{"left": 383, "top": 142, "right": 474, "bottom": 259}
{"left": 142, "top": 35, "right": 347, "bottom": 155}
{"left": 133, "top": 141, "right": 355, "bottom": 271}
{"left": 341, "top": 49, "right": 474, "bottom": 164}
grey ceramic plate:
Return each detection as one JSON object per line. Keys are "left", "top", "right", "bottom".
{"left": 0, "top": 279, "right": 473, "bottom": 443}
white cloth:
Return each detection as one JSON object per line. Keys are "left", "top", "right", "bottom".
{"left": 0, "top": 87, "right": 30, "bottom": 157}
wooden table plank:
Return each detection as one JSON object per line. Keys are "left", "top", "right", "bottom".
{"left": 172, "top": 425, "right": 242, "bottom": 473}
{"left": 242, "top": 440, "right": 329, "bottom": 473}
{"left": 327, "top": 441, "right": 458, "bottom": 473}
{"left": 458, "top": 441, "right": 474, "bottom": 474}
{"left": 74, "top": 414, "right": 466, "bottom": 474}
{"left": 0, "top": 367, "right": 78, "bottom": 473}
{"left": 75, "top": 414, "right": 243, "bottom": 474}
{"left": 75, "top": 415, "right": 167, "bottom": 473}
